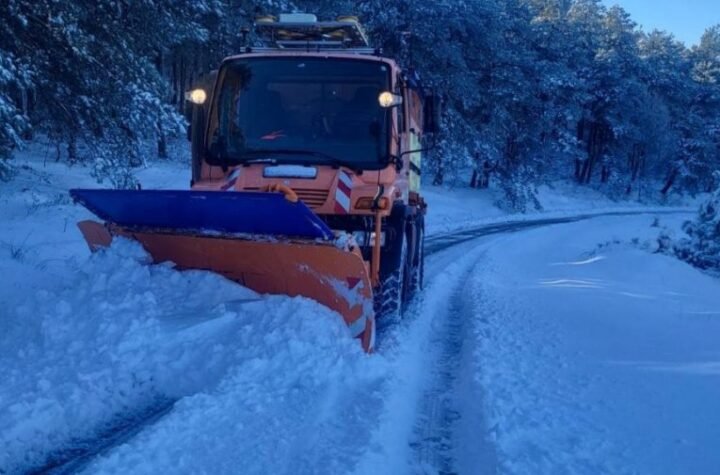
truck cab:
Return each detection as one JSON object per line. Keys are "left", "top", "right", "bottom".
{"left": 187, "top": 14, "right": 440, "bottom": 318}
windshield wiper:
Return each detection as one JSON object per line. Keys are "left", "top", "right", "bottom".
{"left": 239, "top": 149, "right": 363, "bottom": 175}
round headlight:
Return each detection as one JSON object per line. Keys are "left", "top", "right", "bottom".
{"left": 185, "top": 88, "right": 207, "bottom": 105}
{"left": 378, "top": 91, "right": 403, "bottom": 108}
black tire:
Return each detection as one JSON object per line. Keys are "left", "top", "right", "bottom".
{"left": 408, "top": 226, "right": 425, "bottom": 295}
{"left": 374, "top": 236, "right": 407, "bottom": 321}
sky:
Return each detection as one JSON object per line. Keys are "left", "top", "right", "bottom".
{"left": 602, "top": 0, "right": 720, "bottom": 46}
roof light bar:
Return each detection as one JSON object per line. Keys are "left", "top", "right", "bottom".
{"left": 278, "top": 13, "right": 318, "bottom": 23}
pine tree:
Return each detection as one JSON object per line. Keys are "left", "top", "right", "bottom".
{"left": 676, "top": 171, "right": 720, "bottom": 272}
{"left": 0, "top": 50, "right": 27, "bottom": 180}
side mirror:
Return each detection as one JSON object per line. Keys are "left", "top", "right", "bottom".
{"left": 424, "top": 93, "right": 442, "bottom": 135}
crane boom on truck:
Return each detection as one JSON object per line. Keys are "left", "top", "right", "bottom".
{"left": 70, "top": 14, "right": 441, "bottom": 352}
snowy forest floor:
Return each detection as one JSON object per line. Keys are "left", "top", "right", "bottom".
{"left": 1, "top": 146, "right": 719, "bottom": 474}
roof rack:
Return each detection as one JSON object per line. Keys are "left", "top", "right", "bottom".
{"left": 254, "top": 14, "right": 375, "bottom": 53}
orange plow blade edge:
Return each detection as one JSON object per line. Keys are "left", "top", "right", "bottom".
{"left": 77, "top": 220, "right": 376, "bottom": 352}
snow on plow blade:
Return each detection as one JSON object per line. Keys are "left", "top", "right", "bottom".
{"left": 70, "top": 189, "right": 335, "bottom": 239}
{"left": 70, "top": 189, "right": 375, "bottom": 352}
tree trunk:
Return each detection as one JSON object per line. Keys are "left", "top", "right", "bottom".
{"left": 179, "top": 55, "right": 188, "bottom": 113}
{"left": 432, "top": 169, "right": 444, "bottom": 186}
{"left": 172, "top": 57, "right": 178, "bottom": 110}
{"left": 157, "top": 123, "right": 168, "bottom": 160}
{"left": 580, "top": 156, "right": 593, "bottom": 184}
{"left": 67, "top": 135, "right": 78, "bottom": 164}
{"left": 577, "top": 119, "right": 611, "bottom": 185}
{"left": 432, "top": 157, "right": 444, "bottom": 186}
{"left": 601, "top": 165, "right": 609, "bottom": 183}
{"left": 20, "top": 87, "right": 33, "bottom": 140}
{"left": 626, "top": 145, "right": 643, "bottom": 195}
{"left": 480, "top": 161, "right": 491, "bottom": 188}
{"left": 574, "top": 158, "right": 583, "bottom": 181}
{"left": 661, "top": 168, "right": 677, "bottom": 195}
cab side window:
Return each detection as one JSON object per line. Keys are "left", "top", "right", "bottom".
{"left": 397, "top": 86, "right": 406, "bottom": 133}
{"left": 407, "top": 89, "right": 423, "bottom": 134}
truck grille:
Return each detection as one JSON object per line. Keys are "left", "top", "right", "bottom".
{"left": 245, "top": 187, "right": 329, "bottom": 208}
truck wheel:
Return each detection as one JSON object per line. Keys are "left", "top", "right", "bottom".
{"left": 374, "top": 236, "right": 407, "bottom": 322}
{"left": 408, "top": 227, "right": 424, "bottom": 294}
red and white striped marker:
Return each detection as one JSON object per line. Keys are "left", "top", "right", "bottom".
{"left": 334, "top": 171, "right": 353, "bottom": 214}
{"left": 221, "top": 169, "right": 241, "bottom": 191}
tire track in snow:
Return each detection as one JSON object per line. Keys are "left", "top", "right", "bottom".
{"left": 410, "top": 252, "right": 497, "bottom": 475}
{"left": 356, "top": 235, "right": 505, "bottom": 475}
{"left": 410, "top": 266, "right": 467, "bottom": 473}
{"left": 28, "top": 398, "right": 177, "bottom": 475}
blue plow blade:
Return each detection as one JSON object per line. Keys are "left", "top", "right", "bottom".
{"left": 69, "top": 189, "right": 335, "bottom": 241}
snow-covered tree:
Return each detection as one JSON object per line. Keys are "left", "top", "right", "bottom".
{"left": 1, "top": 0, "right": 217, "bottom": 185}
{"left": 676, "top": 171, "right": 720, "bottom": 273}
{"left": 0, "top": 50, "right": 27, "bottom": 180}
{"left": 1, "top": 0, "right": 719, "bottom": 197}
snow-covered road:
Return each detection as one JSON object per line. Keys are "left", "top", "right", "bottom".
{"left": 463, "top": 215, "right": 720, "bottom": 475}
{"left": 5, "top": 211, "right": 718, "bottom": 475}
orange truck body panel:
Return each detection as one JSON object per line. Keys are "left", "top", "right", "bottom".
{"left": 194, "top": 165, "right": 400, "bottom": 217}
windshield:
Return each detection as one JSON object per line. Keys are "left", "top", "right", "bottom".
{"left": 206, "top": 57, "right": 392, "bottom": 169}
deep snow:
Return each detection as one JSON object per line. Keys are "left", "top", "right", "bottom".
{"left": 453, "top": 215, "right": 720, "bottom": 475}
{"left": 2, "top": 147, "right": 719, "bottom": 475}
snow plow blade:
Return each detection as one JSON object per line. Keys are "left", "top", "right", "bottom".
{"left": 70, "top": 189, "right": 375, "bottom": 352}
{"left": 70, "top": 189, "right": 335, "bottom": 239}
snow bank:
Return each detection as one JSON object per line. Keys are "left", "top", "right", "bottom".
{"left": 1, "top": 240, "right": 246, "bottom": 470}
{"left": 0, "top": 144, "right": 188, "bottom": 306}
{"left": 82, "top": 303, "right": 386, "bottom": 474}
{"left": 0, "top": 239, "right": 385, "bottom": 473}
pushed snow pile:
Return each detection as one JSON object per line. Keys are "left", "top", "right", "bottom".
{"left": 0, "top": 239, "right": 381, "bottom": 474}
{"left": 676, "top": 172, "right": 720, "bottom": 273}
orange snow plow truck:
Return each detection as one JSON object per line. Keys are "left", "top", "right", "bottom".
{"left": 70, "top": 14, "right": 440, "bottom": 352}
